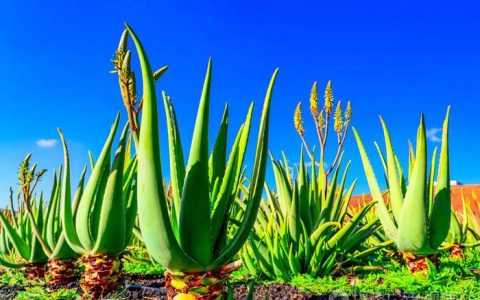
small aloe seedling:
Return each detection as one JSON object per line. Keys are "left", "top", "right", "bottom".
{"left": 60, "top": 114, "right": 138, "bottom": 299}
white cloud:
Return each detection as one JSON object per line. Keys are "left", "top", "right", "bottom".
{"left": 37, "top": 139, "right": 57, "bottom": 148}
{"left": 426, "top": 128, "right": 442, "bottom": 143}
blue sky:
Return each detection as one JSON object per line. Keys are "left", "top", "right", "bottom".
{"left": 0, "top": 0, "right": 479, "bottom": 206}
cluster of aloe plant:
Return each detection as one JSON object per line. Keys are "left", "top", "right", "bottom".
{"left": 0, "top": 21, "right": 479, "bottom": 300}
{"left": 240, "top": 82, "right": 390, "bottom": 280}
{"left": 0, "top": 117, "right": 138, "bottom": 299}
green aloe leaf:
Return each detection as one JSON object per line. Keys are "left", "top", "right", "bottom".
{"left": 0, "top": 255, "right": 24, "bottom": 269}
{"left": 380, "top": 117, "right": 403, "bottom": 223}
{"left": 397, "top": 115, "right": 429, "bottom": 253}
{"left": 353, "top": 127, "right": 398, "bottom": 241}
{"left": 208, "top": 68, "right": 278, "bottom": 269}
{"left": 93, "top": 125, "right": 128, "bottom": 255}
{"left": 0, "top": 211, "right": 31, "bottom": 260}
{"left": 209, "top": 104, "right": 228, "bottom": 185}
{"left": 75, "top": 114, "right": 120, "bottom": 251}
{"left": 126, "top": 23, "right": 198, "bottom": 271}
{"left": 179, "top": 58, "right": 213, "bottom": 266}
{"left": 51, "top": 166, "right": 87, "bottom": 259}
{"left": 58, "top": 129, "right": 87, "bottom": 255}
{"left": 429, "top": 107, "right": 451, "bottom": 250}
{"left": 162, "top": 92, "right": 185, "bottom": 236}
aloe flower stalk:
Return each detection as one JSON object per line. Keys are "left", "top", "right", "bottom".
{"left": 353, "top": 108, "right": 452, "bottom": 273}
{"left": 124, "top": 24, "right": 277, "bottom": 299}
{"left": 309, "top": 81, "right": 319, "bottom": 118}
{"left": 112, "top": 29, "right": 168, "bottom": 149}
{"left": 294, "top": 102, "right": 305, "bottom": 136}
{"left": 60, "top": 115, "right": 138, "bottom": 299}
{"left": 295, "top": 81, "right": 351, "bottom": 183}
{"left": 241, "top": 86, "right": 387, "bottom": 279}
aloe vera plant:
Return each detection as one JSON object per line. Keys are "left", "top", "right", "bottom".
{"left": 444, "top": 190, "right": 480, "bottom": 258}
{"left": 465, "top": 191, "right": 480, "bottom": 243}
{"left": 0, "top": 155, "right": 49, "bottom": 279}
{"left": 21, "top": 164, "right": 87, "bottom": 286}
{"left": 241, "top": 83, "right": 388, "bottom": 279}
{"left": 353, "top": 108, "right": 451, "bottom": 273}
{"left": 59, "top": 115, "right": 138, "bottom": 299}
{"left": 241, "top": 152, "right": 389, "bottom": 279}
{"left": 123, "top": 24, "right": 278, "bottom": 298}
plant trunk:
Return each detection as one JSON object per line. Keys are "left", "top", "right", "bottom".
{"left": 165, "top": 261, "right": 241, "bottom": 300}
{"left": 403, "top": 253, "right": 439, "bottom": 274}
{"left": 449, "top": 244, "right": 464, "bottom": 259}
{"left": 80, "top": 254, "right": 122, "bottom": 300}
{"left": 23, "top": 262, "right": 46, "bottom": 280}
{"left": 46, "top": 258, "right": 77, "bottom": 286}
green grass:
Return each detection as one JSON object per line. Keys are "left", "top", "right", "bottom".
{"left": 122, "top": 246, "right": 165, "bottom": 275}
{"left": 231, "top": 248, "right": 480, "bottom": 299}
{"left": 289, "top": 248, "right": 480, "bottom": 299}
{"left": 15, "top": 287, "right": 80, "bottom": 300}
{"left": 0, "top": 269, "right": 40, "bottom": 287}
{"left": 1, "top": 248, "right": 479, "bottom": 299}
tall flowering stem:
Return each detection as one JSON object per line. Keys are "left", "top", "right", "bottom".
{"left": 294, "top": 81, "right": 352, "bottom": 180}
{"left": 295, "top": 102, "right": 314, "bottom": 160}
{"left": 112, "top": 29, "right": 168, "bottom": 149}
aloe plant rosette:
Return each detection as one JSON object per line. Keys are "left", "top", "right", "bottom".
{"left": 241, "top": 83, "right": 389, "bottom": 279}
{"left": 241, "top": 152, "right": 387, "bottom": 279}
{"left": 353, "top": 108, "right": 451, "bottom": 273}
{"left": 27, "top": 165, "right": 87, "bottom": 286}
{"left": 443, "top": 190, "right": 480, "bottom": 258}
{"left": 60, "top": 116, "right": 138, "bottom": 299}
{"left": 124, "top": 24, "right": 277, "bottom": 299}
{"left": 0, "top": 156, "right": 49, "bottom": 280}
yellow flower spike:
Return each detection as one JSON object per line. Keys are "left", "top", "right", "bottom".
{"left": 324, "top": 80, "right": 334, "bottom": 115}
{"left": 345, "top": 101, "right": 352, "bottom": 121}
{"left": 318, "top": 110, "right": 325, "bottom": 129}
{"left": 116, "top": 29, "right": 128, "bottom": 59}
{"left": 309, "top": 81, "right": 319, "bottom": 118}
{"left": 294, "top": 102, "right": 305, "bottom": 136}
{"left": 334, "top": 100, "right": 343, "bottom": 134}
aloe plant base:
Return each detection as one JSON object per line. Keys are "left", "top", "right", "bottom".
{"left": 403, "top": 253, "right": 438, "bottom": 274}
{"left": 80, "top": 254, "right": 122, "bottom": 299}
{"left": 165, "top": 270, "right": 227, "bottom": 300}
{"left": 46, "top": 258, "right": 77, "bottom": 286}
{"left": 22, "top": 262, "right": 46, "bottom": 280}
{"left": 449, "top": 244, "right": 464, "bottom": 259}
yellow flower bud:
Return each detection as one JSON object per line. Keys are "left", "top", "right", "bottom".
{"left": 345, "top": 101, "right": 352, "bottom": 121}
{"left": 116, "top": 29, "right": 128, "bottom": 58}
{"left": 294, "top": 102, "right": 305, "bottom": 136}
{"left": 318, "top": 110, "right": 325, "bottom": 129}
{"left": 324, "top": 80, "right": 334, "bottom": 115}
{"left": 334, "top": 100, "right": 343, "bottom": 133}
{"left": 309, "top": 81, "right": 319, "bottom": 118}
